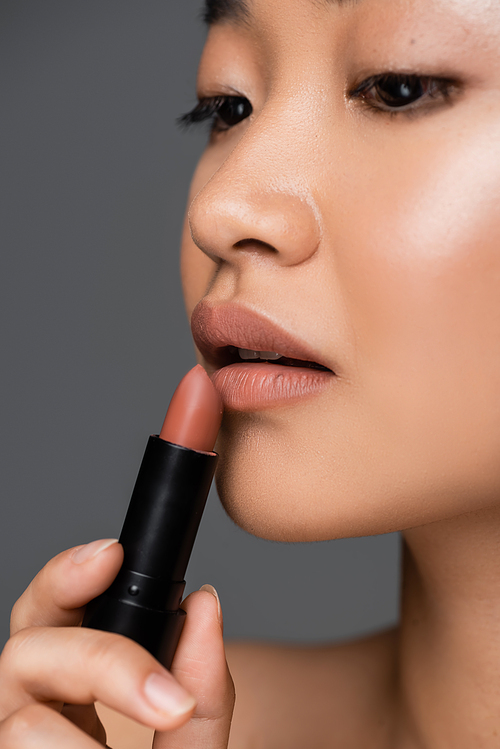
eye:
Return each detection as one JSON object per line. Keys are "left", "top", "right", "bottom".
{"left": 178, "top": 95, "right": 253, "bottom": 133}
{"left": 350, "top": 73, "right": 456, "bottom": 114}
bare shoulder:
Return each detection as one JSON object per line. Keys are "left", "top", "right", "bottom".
{"left": 226, "top": 628, "right": 398, "bottom": 749}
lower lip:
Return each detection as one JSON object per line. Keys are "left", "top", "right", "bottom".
{"left": 210, "top": 362, "right": 332, "bottom": 411}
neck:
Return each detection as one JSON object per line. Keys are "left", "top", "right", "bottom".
{"left": 397, "top": 505, "right": 500, "bottom": 747}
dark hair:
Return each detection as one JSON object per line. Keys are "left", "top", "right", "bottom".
{"left": 202, "top": 0, "right": 248, "bottom": 25}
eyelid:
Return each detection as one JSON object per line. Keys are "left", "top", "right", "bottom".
{"left": 348, "top": 72, "right": 460, "bottom": 115}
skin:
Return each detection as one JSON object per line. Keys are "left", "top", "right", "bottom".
{"left": 2, "top": 0, "right": 500, "bottom": 747}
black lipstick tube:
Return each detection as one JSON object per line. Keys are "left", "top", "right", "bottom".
{"left": 82, "top": 435, "right": 217, "bottom": 668}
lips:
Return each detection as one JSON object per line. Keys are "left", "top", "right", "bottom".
{"left": 190, "top": 301, "right": 334, "bottom": 410}
{"left": 191, "top": 302, "right": 332, "bottom": 370}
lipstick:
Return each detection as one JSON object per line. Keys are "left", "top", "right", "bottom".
{"left": 82, "top": 365, "right": 223, "bottom": 668}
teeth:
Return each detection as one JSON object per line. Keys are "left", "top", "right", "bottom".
{"left": 238, "top": 348, "right": 260, "bottom": 360}
{"left": 260, "top": 351, "right": 282, "bottom": 360}
{"left": 238, "top": 348, "right": 282, "bottom": 361}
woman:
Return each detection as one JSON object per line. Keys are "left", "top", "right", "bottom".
{"left": 2, "top": 0, "right": 500, "bottom": 745}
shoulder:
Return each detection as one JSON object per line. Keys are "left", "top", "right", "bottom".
{"left": 226, "top": 628, "right": 397, "bottom": 749}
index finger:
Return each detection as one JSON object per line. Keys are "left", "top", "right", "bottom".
{"left": 10, "top": 539, "right": 123, "bottom": 635}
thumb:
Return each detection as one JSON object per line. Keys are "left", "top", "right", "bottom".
{"left": 154, "top": 586, "right": 235, "bottom": 748}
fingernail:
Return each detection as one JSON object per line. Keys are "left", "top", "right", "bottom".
{"left": 72, "top": 538, "right": 119, "bottom": 564}
{"left": 199, "top": 583, "right": 222, "bottom": 627}
{"left": 144, "top": 672, "right": 196, "bottom": 717}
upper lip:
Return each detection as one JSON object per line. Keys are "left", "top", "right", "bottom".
{"left": 191, "top": 301, "right": 333, "bottom": 372}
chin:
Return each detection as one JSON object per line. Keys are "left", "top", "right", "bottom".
{"left": 213, "top": 408, "right": 500, "bottom": 543}
{"left": 212, "top": 411, "right": 391, "bottom": 542}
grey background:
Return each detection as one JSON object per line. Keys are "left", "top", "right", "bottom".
{"left": 0, "top": 1, "right": 399, "bottom": 650}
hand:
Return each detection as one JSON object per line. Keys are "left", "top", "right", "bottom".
{"left": 0, "top": 540, "right": 235, "bottom": 747}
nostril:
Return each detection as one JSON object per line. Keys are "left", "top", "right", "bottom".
{"left": 233, "top": 238, "right": 278, "bottom": 253}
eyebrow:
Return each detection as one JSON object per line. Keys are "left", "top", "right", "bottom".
{"left": 203, "top": 0, "right": 357, "bottom": 25}
{"left": 203, "top": 0, "right": 249, "bottom": 25}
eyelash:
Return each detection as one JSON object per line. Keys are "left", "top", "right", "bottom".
{"left": 178, "top": 73, "right": 457, "bottom": 133}
{"left": 177, "top": 96, "right": 253, "bottom": 134}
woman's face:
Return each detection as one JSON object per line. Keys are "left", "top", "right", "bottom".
{"left": 181, "top": 0, "right": 500, "bottom": 541}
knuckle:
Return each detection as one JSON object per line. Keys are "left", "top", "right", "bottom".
{"left": 9, "top": 553, "right": 67, "bottom": 635}
{"left": 9, "top": 593, "right": 30, "bottom": 634}
{"left": 10, "top": 570, "right": 48, "bottom": 635}
{"left": 80, "top": 628, "right": 142, "bottom": 673}
{"left": 0, "top": 628, "right": 38, "bottom": 676}
{"left": 1, "top": 703, "right": 52, "bottom": 745}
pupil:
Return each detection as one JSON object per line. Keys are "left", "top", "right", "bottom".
{"left": 377, "top": 75, "right": 424, "bottom": 107}
{"left": 219, "top": 97, "right": 251, "bottom": 126}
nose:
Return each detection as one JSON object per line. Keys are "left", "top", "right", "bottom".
{"left": 188, "top": 123, "right": 322, "bottom": 268}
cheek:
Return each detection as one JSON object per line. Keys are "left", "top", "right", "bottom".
{"left": 337, "top": 120, "right": 500, "bottom": 482}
